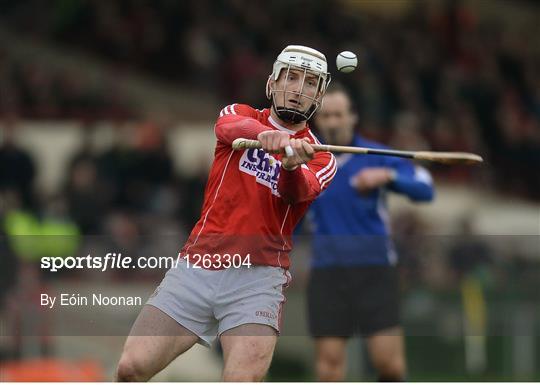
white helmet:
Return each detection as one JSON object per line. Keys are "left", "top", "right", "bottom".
{"left": 266, "top": 45, "right": 331, "bottom": 123}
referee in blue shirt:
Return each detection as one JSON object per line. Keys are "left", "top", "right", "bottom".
{"left": 307, "top": 84, "right": 434, "bottom": 381}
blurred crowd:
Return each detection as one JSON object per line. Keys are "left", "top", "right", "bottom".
{"left": 1, "top": 0, "right": 539, "bottom": 199}
{"left": 0, "top": 46, "right": 133, "bottom": 120}
{"left": 1, "top": 119, "right": 206, "bottom": 235}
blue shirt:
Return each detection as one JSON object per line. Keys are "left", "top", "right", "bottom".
{"left": 307, "top": 134, "right": 434, "bottom": 268}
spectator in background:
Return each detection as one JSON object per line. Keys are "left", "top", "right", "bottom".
{"left": 65, "top": 158, "right": 103, "bottom": 234}
{"left": 448, "top": 214, "right": 492, "bottom": 375}
{"left": 96, "top": 123, "right": 142, "bottom": 210}
{"left": 178, "top": 157, "right": 209, "bottom": 230}
{"left": 64, "top": 124, "right": 105, "bottom": 234}
{"left": 136, "top": 122, "right": 174, "bottom": 188}
{"left": 449, "top": 215, "right": 492, "bottom": 282}
{"left": 0, "top": 190, "right": 21, "bottom": 313}
{"left": 96, "top": 122, "right": 175, "bottom": 213}
{"left": 0, "top": 118, "right": 35, "bottom": 209}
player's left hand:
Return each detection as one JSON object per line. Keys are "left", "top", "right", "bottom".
{"left": 281, "top": 138, "right": 314, "bottom": 171}
{"left": 352, "top": 167, "right": 395, "bottom": 193}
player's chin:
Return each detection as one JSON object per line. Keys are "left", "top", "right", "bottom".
{"left": 275, "top": 102, "right": 297, "bottom": 110}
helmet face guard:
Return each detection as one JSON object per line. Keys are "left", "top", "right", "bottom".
{"left": 266, "top": 45, "right": 331, "bottom": 124}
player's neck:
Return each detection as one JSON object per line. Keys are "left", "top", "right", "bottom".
{"left": 270, "top": 109, "right": 307, "bottom": 133}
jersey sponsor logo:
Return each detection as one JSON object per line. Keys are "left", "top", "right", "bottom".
{"left": 239, "top": 149, "right": 281, "bottom": 196}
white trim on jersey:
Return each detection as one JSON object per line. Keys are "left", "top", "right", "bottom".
{"left": 315, "top": 154, "right": 335, "bottom": 178}
{"left": 319, "top": 163, "right": 336, "bottom": 185}
{"left": 276, "top": 204, "right": 291, "bottom": 268}
{"left": 315, "top": 153, "right": 337, "bottom": 187}
{"left": 268, "top": 115, "right": 296, "bottom": 134}
{"left": 308, "top": 130, "right": 322, "bottom": 144}
{"left": 307, "top": 130, "right": 336, "bottom": 188}
{"left": 219, "top": 103, "right": 238, "bottom": 117}
{"left": 320, "top": 166, "right": 337, "bottom": 189}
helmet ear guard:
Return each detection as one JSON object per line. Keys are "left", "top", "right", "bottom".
{"left": 267, "top": 45, "right": 331, "bottom": 123}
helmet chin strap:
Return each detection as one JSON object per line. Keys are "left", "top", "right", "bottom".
{"left": 272, "top": 100, "right": 318, "bottom": 124}
{"left": 274, "top": 106, "right": 308, "bottom": 124}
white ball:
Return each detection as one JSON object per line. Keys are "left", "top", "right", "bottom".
{"left": 336, "top": 51, "right": 357, "bottom": 73}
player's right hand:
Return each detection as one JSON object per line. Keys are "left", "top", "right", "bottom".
{"left": 257, "top": 130, "right": 291, "bottom": 154}
{"left": 281, "top": 138, "right": 314, "bottom": 170}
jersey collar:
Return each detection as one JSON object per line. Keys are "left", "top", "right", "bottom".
{"left": 268, "top": 115, "right": 296, "bottom": 134}
{"left": 267, "top": 113, "right": 310, "bottom": 136}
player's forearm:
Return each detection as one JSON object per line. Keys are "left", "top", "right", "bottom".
{"left": 215, "top": 115, "right": 268, "bottom": 145}
{"left": 389, "top": 176, "right": 434, "bottom": 202}
{"left": 278, "top": 166, "right": 320, "bottom": 204}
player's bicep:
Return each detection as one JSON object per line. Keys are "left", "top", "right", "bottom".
{"left": 214, "top": 104, "right": 264, "bottom": 145}
{"left": 218, "top": 103, "right": 258, "bottom": 119}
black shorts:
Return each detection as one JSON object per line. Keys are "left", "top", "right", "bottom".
{"left": 307, "top": 265, "right": 400, "bottom": 337}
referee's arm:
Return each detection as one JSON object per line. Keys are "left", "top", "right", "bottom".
{"left": 386, "top": 157, "right": 435, "bottom": 202}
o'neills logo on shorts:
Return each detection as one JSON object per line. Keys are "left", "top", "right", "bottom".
{"left": 256, "top": 310, "right": 276, "bottom": 319}
{"left": 239, "top": 149, "right": 281, "bottom": 196}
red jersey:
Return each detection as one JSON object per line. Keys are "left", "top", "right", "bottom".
{"left": 180, "top": 103, "right": 336, "bottom": 269}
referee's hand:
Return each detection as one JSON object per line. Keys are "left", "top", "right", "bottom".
{"left": 352, "top": 167, "right": 395, "bottom": 193}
